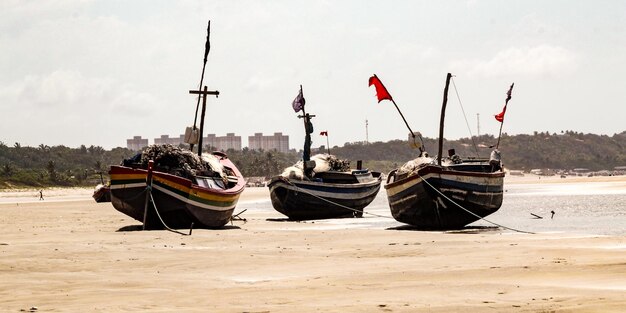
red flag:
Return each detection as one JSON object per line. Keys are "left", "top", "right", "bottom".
{"left": 320, "top": 131, "right": 328, "bottom": 136}
{"left": 495, "top": 107, "right": 506, "bottom": 122}
{"left": 368, "top": 74, "right": 393, "bottom": 103}
{"left": 494, "top": 83, "right": 514, "bottom": 123}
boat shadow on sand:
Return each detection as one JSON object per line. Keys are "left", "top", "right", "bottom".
{"left": 265, "top": 218, "right": 501, "bottom": 234}
{"left": 265, "top": 218, "right": 324, "bottom": 223}
{"left": 386, "top": 225, "right": 501, "bottom": 234}
{"left": 116, "top": 224, "right": 241, "bottom": 232}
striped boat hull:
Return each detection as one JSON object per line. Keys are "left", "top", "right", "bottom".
{"left": 385, "top": 165, "right": 504, "bottom": 229}
{"left": 268, "top": 173, "right": 382, "bottom": 220}
{"left": 109, "top": 156, "right": 245, "bottom": 229}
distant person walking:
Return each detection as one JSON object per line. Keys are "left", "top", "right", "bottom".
{"left": 39, "top": 189, "right": 44, "bottom": 201}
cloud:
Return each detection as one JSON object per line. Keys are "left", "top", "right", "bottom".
{"left": 0, "top": 70, "right": 156, "bottom": 113}
{"left": 0, "top": 69, "right": 165, "bottom": 147}
{"left": 449, "top": 45, "right": 578, "bottom": 78}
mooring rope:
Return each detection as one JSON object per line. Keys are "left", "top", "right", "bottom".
{"left": 416, "top": 173, "right": 534, "bottom": 234}
{"left": 147, "top": 186, "right": 193, "bottom": 236}
{"left": 285, "top": 180, "right": 395, "bottom": 219}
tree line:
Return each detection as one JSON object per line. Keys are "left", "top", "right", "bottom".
{"left": 332, "top": 131, "right": 626, "bottom": 173}
{"left": 1, "top": 130, "right": 624, "bottom": 188}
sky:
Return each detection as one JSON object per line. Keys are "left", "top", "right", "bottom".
{"left": 1, "top": 0, "right": 625, "bottom": 150}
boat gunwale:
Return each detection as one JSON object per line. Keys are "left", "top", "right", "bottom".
{"left": 109, "top": 155, "right": 245, "bottom": 197}
{"left": 384, "top": 164, "right": 504, "bottom": 190}
{"left": 268, "top": 171, "right": 383, "bottom": 190}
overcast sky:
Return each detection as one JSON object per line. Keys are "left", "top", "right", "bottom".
{"left": 1, "top": 1, "right": 625, "bottom": 151}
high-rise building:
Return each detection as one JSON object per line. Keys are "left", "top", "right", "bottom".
{"left": 203, "top": 133, "right": 242, "bottom": 151}
{"left": 248, "top": 132, "right": 289, "bottom": 153}
{"left": 126, "top": 136, "right": 149, "bottom": 151}
{"left": 154, "top": 134, "right": 183, "bottom": 146}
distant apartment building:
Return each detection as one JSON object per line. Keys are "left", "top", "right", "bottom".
{"left": 248, "top": 132, "right": 289, "bottom": 153}
{"left": 204, "top": 133, "right": 242, "bottom": 151}
{"left": 126, "top": 136, "right": 149, "bottom": 151}
{"left": 154, "top": 134, "right": 183, "bottom": 146}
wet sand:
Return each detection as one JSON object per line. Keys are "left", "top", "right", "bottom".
{"left": 1, "top": 179, "right": 625, "bottom": 312}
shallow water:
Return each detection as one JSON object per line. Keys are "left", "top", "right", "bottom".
{"left": 478, "top": 181, "right": 626, "bottom": 236}
{"left": 239, "top": 181, "right": 626, "bottom": 236}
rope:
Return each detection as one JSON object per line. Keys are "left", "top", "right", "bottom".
{"left": 285, "top": 180, "right": 394, "bottom": 219}
{"left": 450, "top": 77, "right": 479, "bottom": 157}
{"left": 117, "top": 181, "right": 245, "bottom": 234}
{"left": 416, "top": 172, "right": 534, "bottom": 234}
{"left": 147, "top": 186, "right": 193, "bottom": 236}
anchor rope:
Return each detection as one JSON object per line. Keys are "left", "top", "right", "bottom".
{"left": 147, "top": 186, "right": 192, "bottom": 236}
{"left": 285, "top": 179, "right": 395, "bottom": 219}
{"left": 416, "top": 172, "right": 534, "bottom": 234}
{"left": 117, "top": 182, "right": 245, "bottom": 235}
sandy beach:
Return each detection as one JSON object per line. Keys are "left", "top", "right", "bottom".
{"left": 1, "top": 177, "right": 625, "bottom": 312}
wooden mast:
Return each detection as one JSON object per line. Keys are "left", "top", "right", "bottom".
{"left": 190, "top": 20, "right": 212, "bottom": 153}
{"left": 189, "top": 87, "right": 219, "bottom": 156}
{"left": 437, "top": 73, "right": 453, "bottom": 166}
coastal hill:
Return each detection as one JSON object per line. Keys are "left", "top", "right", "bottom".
{"left": 333, "top": 130, "right": 626, "bottom": 174}
{"left": 1, "top": 131, "right": 624, "bottom": 188}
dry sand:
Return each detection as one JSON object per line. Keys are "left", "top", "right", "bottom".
{"left": 1, "top": 178, "right": 625, "bottom": 312}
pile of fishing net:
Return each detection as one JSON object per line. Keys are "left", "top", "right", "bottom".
{"left": 395, "top": 155, "right": 434, "bottom": 176}
{"left": 281, "top": 154, "right": 351, "bottom": 180}
{"left": 131, "top": 144, "right": 228, "bottom": 179}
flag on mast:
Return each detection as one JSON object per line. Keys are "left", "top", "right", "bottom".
{"left": 320, "top": 131, "right": 328, "bottom": 136}
{"left": 368, "top": 74, "right": 393, "bottom": 103}
{"left": 292, "top": 86, "right": 305, "bottom": 113}
{"left": 495, "top": 83, "right": 514, "bottom": 122}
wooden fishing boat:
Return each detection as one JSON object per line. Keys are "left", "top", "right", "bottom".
{"left": 372, "top": 73, "right": 509, "bottom": 229}
{"left": 92, "top": 183, "right": 111, "bottom": 203}
{"left": 110, "top": 151, "right": 245, "bottom": 229}
{"left": 385, "top": 156, "right": 504, "bottom": 229}
{"left": 109, "top": 20, "right": 245, "bottom": 230}
{"left": 268, "top": 85, "right": 382, "bottom": 220}
{"left": 268, "top": 167, "right": 382, "bottom": 220}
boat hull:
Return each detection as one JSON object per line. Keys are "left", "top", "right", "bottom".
{"left": 268, "top": 174, "right": 382, "bottom": 220}
{"left": 385, "top": 165, "right": 504, "bottom": 229}
{"left": 109, "top": 157, "right": 245, "bottom": 229}
{"left": 93, "top": 185, "right": 111, "bottom": 203}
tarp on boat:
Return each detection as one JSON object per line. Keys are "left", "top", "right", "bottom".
{"left": 281, "top": 154, "right": 350, "bottom": 180}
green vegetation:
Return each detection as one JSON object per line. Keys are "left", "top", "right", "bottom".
{"left": 332, "top": 131, "right": 626, "bottom": 173}
{"left": 1, "top": 131, "right": 624, "bottom": 189}
{"left": 0, "top": 142, "right": 132, "bottom": 188}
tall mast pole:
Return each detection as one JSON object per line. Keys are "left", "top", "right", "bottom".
{"left": 190, "top": 20, "right": 211, "bottom": 153}
{"left": 189, "top": 87, "right": 219, "bottom": 156}
{"left": 437, "top": 73, "right": 453, "bottom": 166}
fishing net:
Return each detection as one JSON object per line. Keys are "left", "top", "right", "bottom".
{"left": 135, "top": 144, "right": 227, "bottom": 179}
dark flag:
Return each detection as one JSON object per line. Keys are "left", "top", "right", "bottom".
{"left": 292, "top": 86, "right": 305, "bottom": 113}
{"left": 495, "top": 83, "right": 514, "bottom": 122}
{"left": 320, "top": 131, "right": 328, "bottom": 136}
{"left": 368, "top": 74, "right": 393, "bottom": 103}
